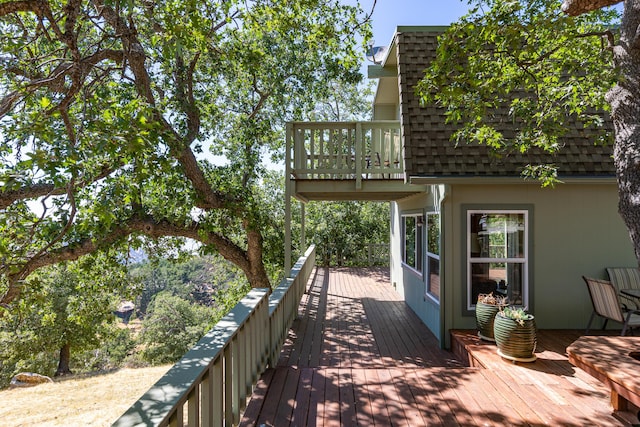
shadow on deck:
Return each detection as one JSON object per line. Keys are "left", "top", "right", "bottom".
{"left": 240, "top": 267, "right": 640, "bottom": 426}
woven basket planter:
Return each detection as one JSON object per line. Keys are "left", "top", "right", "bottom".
{"left": 493, "top": 312, "right": 537, "bottom": 362}
{"left": 475, "top": 302, "right": 501, "bottom": 342}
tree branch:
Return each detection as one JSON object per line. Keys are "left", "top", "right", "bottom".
{"left": 0, "top": 164, "right": 116, "bottom": 209}
{"left": 174, "top": 52, "right": 201, "bottom": 144}
{"left": 561, "top": 0, "right": 622, "bottom": 16}
{"left": 1, "top": 213, "right": 251, "bottom": 305}
{"left": 90, "top": 0, "right": 237, "bottom": 213}
{"left": 28, "top": 179, "right": 79, "bottom": 264}
{"left": 176, "top": 145, "right": 240, "bottom": 210}
{"left": 247, "top": 77, "right": 270, "bottom": 121}
{"left": 91, "top": 0, "right": 155, "bottom": 106}
{"left": 500, "top": 30, "right": 615, "bottom": 68}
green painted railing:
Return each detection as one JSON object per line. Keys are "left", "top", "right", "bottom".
{"left": 268, "top": 245, "right": 316, "bottom": 366}
{"left": 112, "top": 245, "right": 316, "bottom": 427}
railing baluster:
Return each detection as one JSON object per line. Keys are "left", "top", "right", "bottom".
{"left": 237, "top": 326, "right": 246, "bottom": 414}
{"left": 224, "top": 339, "right": 233, "bottom": 426}
{"left": 212, "top": 358, "right": 223, "bottom": 427}
{"left": 335, "top": 128, "right": 342, "bottom": 175}
{"left": 169, "top": 406, "right": 183, "bottom": 427}
{"left": 231, "top": 334, "right": 240, "bottom": 425}
{"left": 248, "top": 307, "right": 256, "bottom": 392}
{"left": 318, "top": 129, "right": 325, "bottom": 177}
{"left": 309, "top": 129, "right": 316, "bottom": 178}
{"left": 188, "top": 388, "right": 199, "bottom": 427}
{"left": 200, "top": 367, "right": 212, "bottom": 427}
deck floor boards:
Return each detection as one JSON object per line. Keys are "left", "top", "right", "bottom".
{"left": 240, "top": 267, "right": 639, "bottom": 426}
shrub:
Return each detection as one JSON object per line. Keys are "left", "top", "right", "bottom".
{"left": 139, "top": 292, "right": 214, "bottom": 364}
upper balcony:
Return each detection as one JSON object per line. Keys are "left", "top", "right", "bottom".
{"left": 286, "top": 121, "right": 426, "bottom": 202}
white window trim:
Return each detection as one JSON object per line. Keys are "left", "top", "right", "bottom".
{"left": 401, "top": 212, "right": 424, "bottom": 276}
{"left": 467, "top": 209, "right": 529, "bottom": 311}
{"left": 426, "top": 212, "right": 440, "bottom": 302}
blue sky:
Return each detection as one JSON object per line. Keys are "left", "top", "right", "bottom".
{"left": 351, "top": 0, "right": 623, "bottom": 72}
{"left": 361, "top": 0, "right": 472, "bottom": 46}
{"left": 355, "top": 0, "right": 624, "bottom": 49}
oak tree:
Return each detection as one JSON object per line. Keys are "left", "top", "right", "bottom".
{"left": 0, "top": 255, "right": 132, "bottom": 378}
{"left": 0, "top": 0, "right": 370, "bottom": 306}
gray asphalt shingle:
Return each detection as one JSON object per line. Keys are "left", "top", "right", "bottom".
{"left": 396, "top": 30, "right": 615, "bottom": 178}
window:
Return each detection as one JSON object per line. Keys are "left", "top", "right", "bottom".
{"left": 468, "top": 210, "right": 527, "bottom": 310}
{"left": 426, "top": 213, "right": 440, "bottom": 300}
{"left": 402, "top": 213, "right": 423, "bottom": 274}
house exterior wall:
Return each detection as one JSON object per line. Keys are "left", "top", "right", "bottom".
{"left": 391, "top": 191, "right": 442, "bottom": 341}
{"left": 381, "top": 27, "right": 625, "bottom": 348}
{"left": 373, "top": 104, "right": 398, "bottom": 121}
{"left": 390, "top": 181, "right": 635, "bottom": 348}
{"left": 444, "top": 182, "right": 634, "bottom": 338}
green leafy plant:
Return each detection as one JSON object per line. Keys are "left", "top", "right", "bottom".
{"left": 139, "top": 292, "right": 215, "bottom": 365}
{"left": 498, "top": 306, "right": 533, "bottom": 327}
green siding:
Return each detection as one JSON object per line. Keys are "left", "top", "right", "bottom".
{"left": 391, "top": 182, "right": 634, "bottom": 348}
{"left": 445, "top": 183, "right": 634, "bottom": 334}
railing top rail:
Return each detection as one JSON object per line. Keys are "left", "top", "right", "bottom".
{"left": 269, "top": 277, "right": 295, "bottom": 315}
{"left": 289, "top": 120, "right": 400, "bottom": 126}
{"left": 270, "top": 245, "right": 316, "bottom": 314}
{"left": 112, "top": 288, "right": 269, "bottom": 427}
{"left": 289, "top": 245, "right": 315, "bottom": 274}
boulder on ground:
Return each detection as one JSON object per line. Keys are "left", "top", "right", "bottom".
{"left": 10, "top": 372, "right": 54, "bottom": 388}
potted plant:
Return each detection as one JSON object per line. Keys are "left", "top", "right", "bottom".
{"left": 475, "top": 293, "right": 508, "bottom": 342}
{"left": 493, "top": 306, "right": 537, "bottom": 362}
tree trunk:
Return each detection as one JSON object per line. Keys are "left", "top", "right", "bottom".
{"left": 54, "top": 343, "right": 73, "bottom": 377}
{"left": 610, "top": 2, "right": 640, "bottom": 265}
{"left": 245, "top": 228, "right": 271, "bottom": 289}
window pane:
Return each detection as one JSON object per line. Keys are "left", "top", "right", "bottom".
{"left": 469, "top": 210, "right": 527, "bottom": 310}
{"left": 470, "top": 213, "right": 524, "bottom": 259}
{"left": 404, "top": 217, "right": 416, "bottom": 267}
{"left": 506, "top": 215, "right": 525, "bottom": 258}
{"left": 428, "top": 256, "right": 440, "bottom": 299}
{"left": 427, "top": 214, "right": 440, "bottom": 255}
{"left": 470, "top": 262, "right": 524, "bottom": 306}
{"left": 416, "top": 219, "right": 423, "bottom": 272}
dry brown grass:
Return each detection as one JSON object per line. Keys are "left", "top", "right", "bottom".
{"left": 0, "top": 365, "right": 171, "bottom": 427}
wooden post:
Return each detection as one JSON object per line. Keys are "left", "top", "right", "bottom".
{"left": 356, "top": 122, "right": 362, "bottom": 190}
{"left": 285, "top": 123, "right": 292, "bottom": 273}
{"left": 200, "top": 368, "right": 212, "bottom": 427}
{"left": 611, "top": 389, "right": 629, "bottom": 411}
{"left": 300, "top": 203, "right": 306, "bottom": 254}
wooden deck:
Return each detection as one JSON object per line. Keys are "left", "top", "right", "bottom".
{"left": 240, "top": 267, "right": 640, "bottom": 426}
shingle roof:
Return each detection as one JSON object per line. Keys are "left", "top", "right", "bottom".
{"left": 396, "top": 30, "right": 615, "bottom": 179}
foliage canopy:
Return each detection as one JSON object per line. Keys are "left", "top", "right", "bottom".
{"left": 0, "top": 0, "right": 371, "bottom": 306}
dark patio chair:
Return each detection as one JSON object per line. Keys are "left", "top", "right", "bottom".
{"left": 583, "top": 276, "right": 640, "bottom": 336}
{"left": 606, "top": 267, "right": 640, "bottom": 309}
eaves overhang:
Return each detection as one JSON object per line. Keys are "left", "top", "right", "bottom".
{"left": 408, "top": 175, "right": 617, "bottom": 185}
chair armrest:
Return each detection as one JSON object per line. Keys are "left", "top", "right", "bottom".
{"left": 620, "top": 294, "right": 640, "bottom": 310}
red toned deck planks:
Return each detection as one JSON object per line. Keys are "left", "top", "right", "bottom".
{"left": 241, "top": 268, "right": 639, "bottom": 426}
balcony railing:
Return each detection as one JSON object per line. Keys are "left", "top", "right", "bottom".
{"left": 286, "top": 121, "right": 403, "bottom": 189}
{"left": 112, "top": 245, "right": 316, "bottom": 427}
